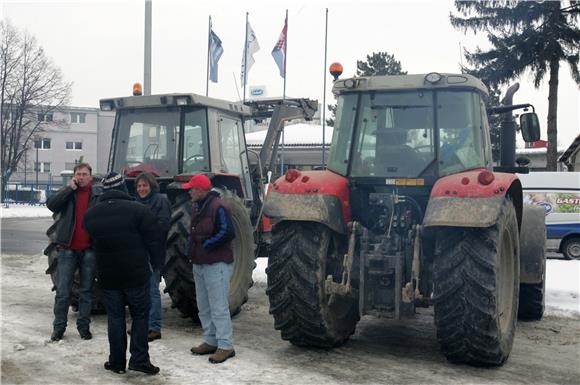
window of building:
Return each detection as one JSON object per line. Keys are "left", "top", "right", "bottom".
{"left": 70, "top": 112, "right": 86, "bottom": 124}
{"left": 65, "top": 141, "right": 82, "bottom": 150}
{"left": 34, "top": 162, "right": 51, "bottom": 173}
{"left": 34, "top": 138, "right": 51, "bottom": 149}
{"left": 38, "top": 113, "right": 53, "bottom": 122}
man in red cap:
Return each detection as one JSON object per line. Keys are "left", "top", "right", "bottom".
{"left": 183, "top": 174, "right": 237, "bottom": 364}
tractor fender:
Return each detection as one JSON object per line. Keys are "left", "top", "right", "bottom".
{"left": 519, "top": 204, "right": 546, "bottom": 284}
{"left": 263, "top": 170, "right": 351, "bottom": 234}
{"left": 423, "top": 169, "right": 523, "bottom": 228}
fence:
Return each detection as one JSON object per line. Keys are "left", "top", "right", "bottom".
{"left": 3, "top": 182, "right": 63, "bottom": 205}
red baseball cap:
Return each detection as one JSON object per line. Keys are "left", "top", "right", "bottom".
{"left": 182, "top": 174, "right": 211, "bottom": 191}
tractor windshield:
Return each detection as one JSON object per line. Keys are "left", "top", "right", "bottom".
{"left": 111, "top": 107, "right": 209, "bottom": 177}
{"left": 328, "top": 89, "right": 485, "bottom": 178}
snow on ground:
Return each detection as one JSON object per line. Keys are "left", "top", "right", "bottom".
{"left": 2, "top": 206, "right": 580, "bottom": 384}
{"left": 2, "top": 205, "right": 579, "bottom": 315}
{"left": 545, "top": 259, "right": 580, "bottom": 316}
{"left": 0, "top": 204, "right": 52, "bottom": 218}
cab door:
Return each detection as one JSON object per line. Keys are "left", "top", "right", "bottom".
{"left": 217, "top": 115, "right": 253, "bottom": 201}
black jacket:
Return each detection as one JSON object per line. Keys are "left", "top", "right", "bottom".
{"left": 136, "top": 191, "right": 171, "bottom": 268}
{"left": 46, "top": 184, "right": 102, "bottom": 246}
{"left": 83, "top": 190, "right": 163, "bottom": 289}
{"left": 135, "top": 192, "right": 171, "bottom": 233}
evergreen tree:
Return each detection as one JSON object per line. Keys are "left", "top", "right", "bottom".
{"left": 463, "top": 67, "right": 502, "bottom": 162}
{"left": 356, "top": 52, "right": 407, "bottom": 77}
{"left": 327, "top": 51, "right": 406, "bottom": 126}
{"left": 451, "top": 1, "right": 580, "bottom": 170}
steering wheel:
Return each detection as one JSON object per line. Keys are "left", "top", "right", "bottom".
{"left": 184, "top": 154, "right": 205, "bottom": 169}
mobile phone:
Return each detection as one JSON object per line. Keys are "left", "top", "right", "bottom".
{"left": 73, "top": 179, "right": 79, "bottom": 187}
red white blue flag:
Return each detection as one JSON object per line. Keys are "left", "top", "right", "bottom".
{"left": 271, "top": 20, "right": 287, "bottom": 78}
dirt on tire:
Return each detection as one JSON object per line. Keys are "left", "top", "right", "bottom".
{"left": 266, "top": 221, "right": 359, "bottom": 347}
{"left": 433, "top": 198, "right": 519, "bottom": 366}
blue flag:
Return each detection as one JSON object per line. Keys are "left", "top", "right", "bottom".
{"left": 209, "top": 30, "right": 224, "bottom": 83}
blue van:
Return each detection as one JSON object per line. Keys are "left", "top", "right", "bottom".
{"left": 518, "top": 172, "right": 580, "bottom": 259}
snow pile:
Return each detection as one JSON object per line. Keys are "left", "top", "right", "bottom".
{"left": 245, "top": 123, "right": 333, "bottom": 146}
{"left": 0, "top": 204, "right": 52, "bottom": 218}
{"left": 545, "top": 259, "right": 580, "bottom": 316}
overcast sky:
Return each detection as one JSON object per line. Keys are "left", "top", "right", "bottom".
{"left": 2, "top": 0, "right": 578, "bottom": 147}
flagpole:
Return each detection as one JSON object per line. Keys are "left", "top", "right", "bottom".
{"left": 206, "top": 15, "right": 211, "bottom": 96}
{"left": 243, "top": 12, "right": 249, "bottom": 103}
{"left": 282, "top": 9, "right": 288, "bottom": 101}
{"left": 280, "top": 9, "right": 288, "bottom": 176}
{"left": 322, "top": 8, "right": 328, "bottom": 166}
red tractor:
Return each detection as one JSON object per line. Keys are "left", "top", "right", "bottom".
{"left": 263, "top": 72, "right": 546, "bottom": 366}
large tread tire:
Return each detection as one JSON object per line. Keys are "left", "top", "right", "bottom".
{"left": 266, "top": 221, "right": 359, "bottom": 348}
{"left": 433, "top": 198, "right": 519, "bottom": 366}
{"left": 44, "top": 221, "right": 105, "bottom": 315}
{"left": 163, "top": 190, "right": 255, "bottom": 318}
{"left": 518, "top": 281, "right": 545, "bottom": 321}
{"left": 518, "top": 205, "right": 546, "bottom": 321}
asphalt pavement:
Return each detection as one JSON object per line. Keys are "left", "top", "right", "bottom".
{"left": 1, "top": 217, "right": 52, "bottom": 256}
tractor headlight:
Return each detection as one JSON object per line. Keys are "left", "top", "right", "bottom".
{"left": 425, "top": 72, "right": 443, "bottom": 84}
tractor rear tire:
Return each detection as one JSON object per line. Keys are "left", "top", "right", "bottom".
{"left": 163, "top": 190, "right": 255, "bottom": 318}
{"left": 518, "top": 205, "right": 546, "bottom": 321}
{"left": 518, "top": 281, "right": 545, "bottom": 321}
{"left": 266, "top": 221, "right": 359, "bottom": 348}
{"left": 433, "top": 198, "right": 519, "bottom": 366}
{"left": 45, "top": 226, "right": 105, "bottom": 315}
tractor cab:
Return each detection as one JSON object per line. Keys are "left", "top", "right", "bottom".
{"left": 100, "top": 92, "right": 254, "bottom": 202}
{"left": 327, "top": 73, "right": 494, "bottom": 183}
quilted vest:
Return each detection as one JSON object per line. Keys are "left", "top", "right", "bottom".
{"left": 188, "top": 193, "right": 234, "bottom": 265}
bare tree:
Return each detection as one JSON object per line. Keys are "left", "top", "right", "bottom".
{"left": 1, "top": 20, "right": 71, "bottom": 201}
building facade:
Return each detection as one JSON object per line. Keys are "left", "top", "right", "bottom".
{"left": 9, "top": 107, "right": 114, "bottom": 187}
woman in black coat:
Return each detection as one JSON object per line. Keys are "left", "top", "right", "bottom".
{"left": 135, "top": 172, "right": 171, "bottom": 342}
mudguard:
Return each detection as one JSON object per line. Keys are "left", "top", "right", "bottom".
{"left": 519, "top": 204, "right": 546, "bottom": 284}
{"left": 263, "top": 170, "right": 350, "bottom": 234}
{"left": 423, "top": 169, "right": 522, "bottom": 228}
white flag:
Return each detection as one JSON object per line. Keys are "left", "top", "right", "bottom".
{"left": 241, "top": 21, "right": 260, "bottom": 86}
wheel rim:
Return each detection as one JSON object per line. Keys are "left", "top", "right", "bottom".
{"left": 498, "top": 228, "right": 515, "bottom": 336}
{"left": 322, "top": 231, "right": 354, "bottom": 318}
{"left": 566, "top": 241, "right": 580, "bottom": 260}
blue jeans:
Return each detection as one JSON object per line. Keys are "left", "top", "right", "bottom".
{"left": 102, "top": 282, "right": 151, "bottom": 368}
{"left": 192, "top": 262, "right": 234, "bottom": 350}
{"left": 53, "top": 248, "right": 96, "bottom": 332}
{"left": 149, "top": 269, "right": 162, "bottom": 332}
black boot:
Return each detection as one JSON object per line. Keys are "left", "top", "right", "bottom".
{"left": 128, "top": 362, "right": 160, "bottom": 375}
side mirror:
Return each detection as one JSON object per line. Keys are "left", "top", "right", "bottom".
{"left": 520, "top": 112, "right": 540, "bottom": 142}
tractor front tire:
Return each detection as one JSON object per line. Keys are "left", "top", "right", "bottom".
{"left": 163, "top": 190, "right": 255, "bottom": 318}
{"left": 433, "top": 198, "right": 519, "bottom": 366}
{"left": 266, "top": 221, "right": 359, "bottom": 348}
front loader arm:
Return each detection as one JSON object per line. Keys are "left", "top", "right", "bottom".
{"left": 245, "top": 98, "right": 317, "bottom": 179}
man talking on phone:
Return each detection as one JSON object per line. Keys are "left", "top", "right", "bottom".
{"left": 47, "top": 162, "right": 101, "bottom": 341}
